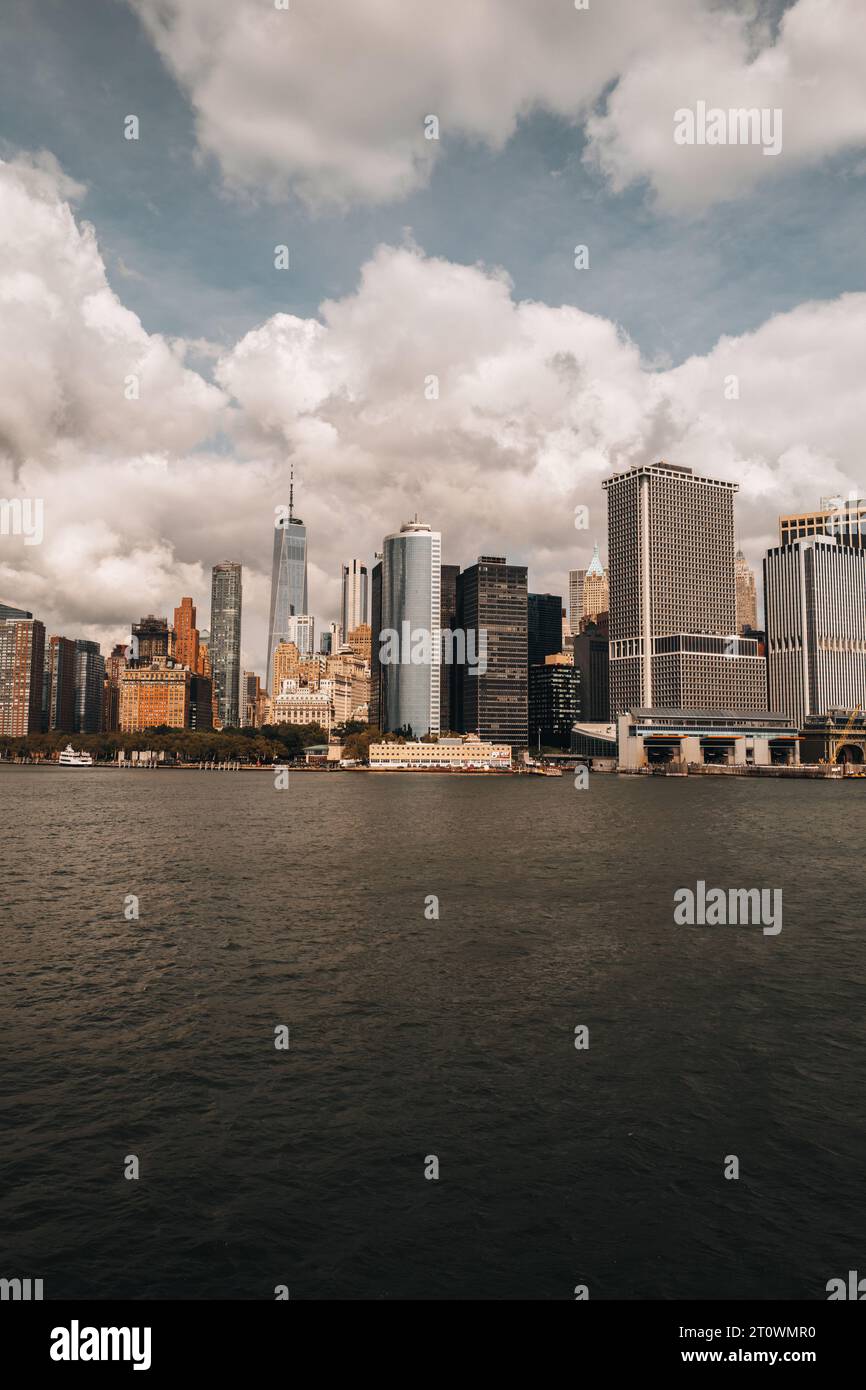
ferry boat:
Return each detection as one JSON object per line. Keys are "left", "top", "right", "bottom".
{"left": 58, "top": 744, "right": 94, "bottom": 767}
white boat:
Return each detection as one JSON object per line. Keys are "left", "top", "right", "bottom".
{"left": 58, "top": 744, "right": 94, "bottom": 766}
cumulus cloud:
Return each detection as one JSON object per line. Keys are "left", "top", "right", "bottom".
{"left": 3, "top": 154, "right": 865, "bottom": 672}
{"left": 130, "top": 0, "right": 866, "bottom": 211}
{"left": 0, "top": 153, "right": 226, "bottom": 466}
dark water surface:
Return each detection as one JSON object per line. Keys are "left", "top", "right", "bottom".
{"left": 1, "top": 766, "right": 864, "bottom": 1299}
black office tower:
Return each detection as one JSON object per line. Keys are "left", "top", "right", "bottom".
{"left": 457, "top": 556, "right": 528, "bottom": 747}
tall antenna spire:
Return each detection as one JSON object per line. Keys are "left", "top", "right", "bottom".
{"left": 289, "top": 460, "right": 294, "bottom": 522}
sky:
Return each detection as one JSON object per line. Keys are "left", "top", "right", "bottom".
{"left": 0, "top": 0, "right": 864, "bottom": 674}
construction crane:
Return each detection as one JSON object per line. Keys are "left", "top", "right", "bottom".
{"left": 830, "top": 705, "right": 863, "bottom": 764}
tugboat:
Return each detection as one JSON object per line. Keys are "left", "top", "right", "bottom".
{"left": 57, "top": 744, "right": 94, "bottom": 766}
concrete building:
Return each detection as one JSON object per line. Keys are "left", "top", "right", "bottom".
{"left": 457, "top": 555, "right": 527, "bottom": 747}
{"left": 270, "top": 679, "right": 333, "bottom": 733}
{"left": 380, "top": 517, "right": 441, "bottom": 738}
{"left": 569, "top": 544, "right": 609, "bottom": 631}
{"left": 764, "top": 535, "right": 866, "bottom": 730}
{"left": 210, "top": 561, "right": 242, "bottom": 728}
{"left": 617, "top": 708, "right": 799, "bottom": 770}
{"left": 119, "top": 661, "right": 213, "bottom": 732}
{"left": 131, "top": 614, "right": 170, "bottom": 666}
{"left": 603, "top": 462, "right": 766, "bottom": 716}
{"left": 340, "top": 560, "right": 368, "bottom": 637}
{"left": 242, "top": 672, "right": 263, "bottom": 727}
{"left": 173, "top": 597, "right": 200, "bottom": 672}
{"left": 0, "top": 616, "right": 45, "bottom": 735}
{"left": 734, "top": 549, "right": 758, "bottom": 633}
{"left": 779, "top": 496, "right": 866, "bottom": 550}
{"left": 287, "top": 613, "right": 316, "bottom": 658}
{"left": 369, "top": 735, "right": 511, "bottom": 770}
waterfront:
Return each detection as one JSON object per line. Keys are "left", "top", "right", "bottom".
{"left": 1, "top": 767, "right": 864, "bottom": 1299}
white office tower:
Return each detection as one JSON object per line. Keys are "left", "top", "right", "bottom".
{"left": 764, "top": 535, "right": 866, "bottom": 729}
{"left": 287, "top": 613, "right": 316, "bottom": 658}
{"left": 603, "top": 462, "right": 765, "bottom": 716}
{"left": 380, "top": 517, "right": 441, "bottom": 737}
{"left": 340, "top": 560, "right": 368, "bottom": 636}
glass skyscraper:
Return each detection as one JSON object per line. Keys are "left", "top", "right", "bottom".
{"left": 210, "top": 562, "right": 243, "bottom": 728}
{"left": 380, "top": 518, "right": 441, "bottom": 738}
{"left": 266, "top": 513, "right": 308, "bottom": 694}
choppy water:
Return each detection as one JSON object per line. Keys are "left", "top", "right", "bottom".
{"left": 1, "top": 765, "right": 864, "bottom": 1299}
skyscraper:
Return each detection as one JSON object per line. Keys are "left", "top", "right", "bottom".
{"left": 764, "top": 535, "right": 866, "bottom": 729}
{"left": 210, "top": 562, "right": 242, "bottom": 728}
{"left": 380, "top": 517, "right": 441, "bottom": 737}
{"left": 440, "top": 563, "right": 460, "bottom": 733}
{"left": 734, "top": 549, "right": 758, "bottom": 633}
{"left": 130, "top": 615, "right": 170, "bottom": 667}
{"left": 569, "top": 544, "right": 609, "bottom": 630}
{"left": 529, "top": 661, "right": 579, "bottom": 749}
{"left": 266, "top": 473, "right": 308, "bottom": 694}
{"left": 0, "top": 617, "right": 45, "bottom": 735}
{"left": 457, "top": 556, "right": 528, "bottom": 746}
{"left": 340, "top": 560, "right": 368, "bottom": 638}
{"left": 779, "top": 496, "right": 866, "bottom": 549}
{"left": 527, "top": 593, "right": 563, "bottom": 667}
{"left": 573, "top": 616, "right": 610, "bottom": 722}
{"left": 174, "top": 597, "right": 200, "bottom": 670}
{"left": 370, "top": 555, "right": 383, "bottom": 729}
{"left": 73, "top": 640, "right": 105, "bottom": 733}
{"left": 43, "top": 635, "right": 76, "bottom": 731}
{"left": 603, "top": 461, "right": 765, "bottom": 715}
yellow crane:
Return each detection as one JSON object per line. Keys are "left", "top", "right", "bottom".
{"left": 830, "top": 705, "right": 863, "bottom": 764}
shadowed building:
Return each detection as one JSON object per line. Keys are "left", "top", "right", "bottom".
{"left": 43, "top": 635, "right": 76, "bottom": 732}
{"left": 210, "top": 562, "right": 243, "bottom": 728}
{"left": 457, "top": 555, "right": 527, "bottom": 747}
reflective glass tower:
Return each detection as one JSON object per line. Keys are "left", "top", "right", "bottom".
{"left": 266, "top": 471, "right": 308, "bottom": 694}
{"left": 380, "top": 517, "right": 441, "bottom": 738}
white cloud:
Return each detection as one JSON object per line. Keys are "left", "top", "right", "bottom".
{"left": 0, "top": 153, "right": 226, "bottom": 465}
{"left": 3, "top": 154, "right": 865, "bottom": 673}
{"left": 130, "top": 0, "right": 866, "bottom": 211}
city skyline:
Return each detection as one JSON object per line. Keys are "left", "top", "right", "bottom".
{"left": 2, "top": 1, "right": 864, "bottom": 676}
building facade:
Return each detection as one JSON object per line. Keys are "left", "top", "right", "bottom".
{"left": 131, "top": 614, "right": 170, "bottom": 666}
{"left": 266, "top": 507, "right": 308, "bottom": 693}
{"left": 528, "top": 660, "right": 580, "bottom": 749}
{"left": 43, "top": 635, "right": 77, "bottom": 732}
{"left": 779, "top": 497, "right": 866, "bottom": 550}
{"left": 440, "top": 562, "right": 461, "bottom": 733}
{"left": 119, "top": 662, "right": 213, "bottom": 732}
{"left": 734, "top": 549, "right": 758, "bottom": 633}
{"left": 369, "top": 735, "right": 511, "bottom": 770}
{"left": 764, "top": 535, "right": 866, "bottom": 729}
{"left": 270, "top": 679, "right": 333, "bottom": 733}
{"left": 380, "top": 518, "right": 441, "bottom": 738}
{"left": 340, "top": 560, "right": 368, "bottom": 638}
{"left": 569, "top": 544, "right": 609, "bottom": 630}
{"left": 173, "top": 597, "right": 200, "bottom": 671}
{"left": 73, "top": 639, "right": 105, "bottom": 733}
{"left": 457, "top": 556, "right": 527, "bottom": 746}
{"left": 210, "top": 561, "right": 242, "bottom": 728}
{"left": 528, "top": 593, "right": 564, "bottom": 668}
{"left": 603, "top": 462, "right": 765, "bottom": 716}
{"left": 0, "top": 617, "right": 45, "bottom": 735}
{"left": 369, "top": 555, "right": 383, "bottom": 729}
{"left": 573, "top": 616, "right": 610, "bottom": 722}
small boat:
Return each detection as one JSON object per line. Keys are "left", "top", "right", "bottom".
{"left": 58, "top": 744, "right": 94, "bottom": 766}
